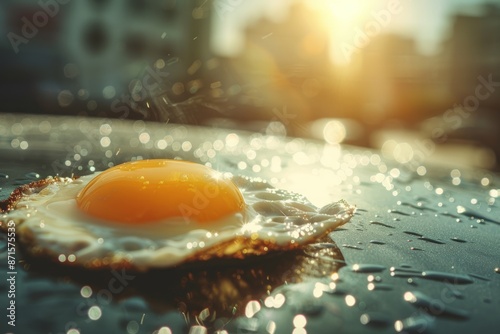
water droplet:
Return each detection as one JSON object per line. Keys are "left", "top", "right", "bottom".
{"left": 450, "top": 237, "right": 467, "bottom": 243}
{"left": 399, "top": 201, "right": 436, "bottom": 212}
{"left": 127, "top": 321, "right": 140, "bottom": 334}
{"left": 292, "top": 314, "right": 307, "bottom": 329}
{"left": 418, "top": 236, "right": 445, "bottom": 245}
{"left": 245, "top": 301, "right": 261, "bottom": 318}
{"left": 80, "top": 286, "right": 92, "bottom": 298}
{"left": 345, "top": 295, "right": 356, "bottom": 307}
{"left": 394, "top": 314, "right": 435, "bottom": 333}
{"left": 457, "top": 207, "right": 500, "bottom": 225}
{"left": 404, "top": 231, "right": 423, "bottom": 237}
{"left": 370, "top": 221, "right": 395, "bottom": 228}
{"left": 403, "top": 231, "right": 445, "bottom": 244}
{"left": 367, "top": 283, "right": 393, "bottom": 291}
{"left": 388, "top": 209, "right": 411, "bottom": 216}
{"left": 351, "top": 264, "right": 386, "bottom": 273}
{"left": 367, "top": 275, "right": 382, "bottom": 282}
{"left": 264, "top": 321, "right": 276, "bottom": 334}
{"left": 450, "top": 289, "right": 464, "bottom": 299}
{"left": 369, "top": 240, "right": 386, "bottom": 245}
{"left": 157, "top": 327, "right": 173, "bottom": 334}
{"left": 360, "top": 312, "right": 390, "bottom": 328}
{"left": 198, "top": 304, "right": 209, "bottom": 321}
{"left": 442, "top": 212, "right": 461, "bottom": 220}
{"left": 88, "top": 306, "right": 102, "bottom": 321}
{"left": 391, "top": 267, "right": 421, "bottom": 278}
{"left": 468, "top": 273, "right": 490, "bottom": 281}
{"left": 342, "top": 244, "right": 363, "bottom": 250}
{"left": 187, "top": 325, "right": 208, "bottom": 334}
{"left": 264, "top": 294, "right": 286, "bottom": 308}
{"left": 58, "top": 90, "right": 74, "bottom": 107}
{"left": 24, "top": 172, "right": 40, "bottom": 180}
{"left": 327, "top": 284, "right": 348, "bottom": 296}
{"left": 407, "top": 278, "right": 417, "bottom": 285}
{"left": 421, "top": 271, "right": 473, "bottom": 284}
{"left": 403, "top": 291, "right": 469, "bottom": 319}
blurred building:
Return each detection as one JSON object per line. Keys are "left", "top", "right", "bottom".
{"left": 213, "top": 1, "right": 337, "bottom": 134}
{"left": 438, "top": 3, "right": 500, "bottom": 162}
{"left": 344, "top": 3, "right": 500, "bottom": 125}
{"left": 0, "top": 0, "right": 65, "bottom": 114}
{"left": 349, "top": 34, "right": 426, "bottom": 126}
{"left": 447, "top": 3, "right": 500, "bottom": 108}
{"left": 62, "top": 0, "right": 211, "bottom": 104}
{"left": 352, "top": 3, "right": 500, "bottom": 169}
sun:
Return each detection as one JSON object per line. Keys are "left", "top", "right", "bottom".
{"left": 304, "top": 0, "right": 371, "bottom": 65}
{"left": 329, "top": 0, "right": 366, "bottom": 23}
{"left": 309, "top": 0, "right": 368, "bottom": 28}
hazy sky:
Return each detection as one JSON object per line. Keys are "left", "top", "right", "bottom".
{"left": 211, "top": 0, "right": 493, "bottom": 63}
{"left": 379, "top": 0, "right": 491, "bottom": 54}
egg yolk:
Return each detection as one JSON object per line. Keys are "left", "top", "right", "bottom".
{"left": 76, "top": 160, "right": 245, "bottom": 224}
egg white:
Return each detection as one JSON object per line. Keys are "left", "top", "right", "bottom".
{"left": 0, "top": 173, "right": 355, "bottom": 271}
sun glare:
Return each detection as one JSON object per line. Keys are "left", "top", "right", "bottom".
{"left": 306, "top": 0, "right": 372, "bottom": 65}
{"left": 329, "top": 0, "right": 365, "bottom": 23}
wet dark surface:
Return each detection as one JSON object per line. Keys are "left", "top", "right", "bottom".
{"left": 1, "top": 114, "right": 500, "bottom": 333}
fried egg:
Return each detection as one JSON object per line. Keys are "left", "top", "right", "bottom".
{"left": 0, "top": 159, "right": 355, "bottom": 271}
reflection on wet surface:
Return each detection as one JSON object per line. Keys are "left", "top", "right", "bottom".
{"left": 16, "top": 243, "right": 343, "bottom": 333}
{"left": 1, "top": 114, "right": 500, "bottom": 333}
